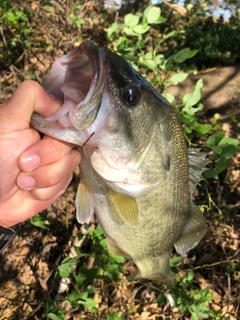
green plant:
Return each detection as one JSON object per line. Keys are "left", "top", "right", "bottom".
{"left": 46, "top": 297, "right": 66, "bottom": 320}
{"left": 157, "top": 268, "right": 223, "bottom": 320}
{"left": 107, "top": 5, "right": 197, "bottom": 89}
{"left": 106, "top": 312, "right": 123, "bottom": 320}
{"left": 0, "top": 1, "right": 32, "bottom": 67}
{"left": 87, "top": 225, "right": 126, "bottom": 281}
{"left": 29, "top": 210, "right": 52, "bottom": 229}
{"left": 69, "top": 4, "right": 84, "bottom": 28}
{"left": 166, "top": 78, "right": 239, "bottom": 180}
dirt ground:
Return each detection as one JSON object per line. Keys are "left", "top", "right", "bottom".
{"left": 0, "top": 61, "right": 239, "bottom": 319}
{"left": 0, "top": 3, "right": 239, "bottom": 317}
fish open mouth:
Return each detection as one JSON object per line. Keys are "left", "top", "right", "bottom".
{"left": 31, "top": 40, "right": 109, "bottom": 144}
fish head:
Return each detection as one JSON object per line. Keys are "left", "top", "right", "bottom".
{"left": 31, "top": 40, "right": 109, "bottom": 144}
{"left": 31, "top": 40, "right": 177, "bottom": 196}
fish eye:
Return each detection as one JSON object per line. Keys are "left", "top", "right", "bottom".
{"left": 123, "top": 88, "right": 141, "bottom": 107}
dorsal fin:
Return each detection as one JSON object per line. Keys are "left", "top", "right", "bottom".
{"left": 75, "top": 180, "right": 95, "bottom": 224}
{"left": 109, "top": 188, "right": 138, "bottom": 225}
{"left": 188, "top": 148, "right": 209, "bottom": 197}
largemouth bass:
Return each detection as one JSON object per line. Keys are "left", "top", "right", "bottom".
{"left": 31, "top": 40, "right": 208, "bottom": 286}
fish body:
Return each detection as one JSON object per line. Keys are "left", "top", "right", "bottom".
{"left": 31, "top": 40, "right": 208, "bottom": 286}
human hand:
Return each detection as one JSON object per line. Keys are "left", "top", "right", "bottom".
{"left": 0, "top": 80, "right": 80, "bottom": 228}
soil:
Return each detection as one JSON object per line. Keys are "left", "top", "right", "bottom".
{"left": 0, "top": 2, "right": 239, "bottom": 319}
{"left": 1, "top": 64, "right": 239, "bottom": 320}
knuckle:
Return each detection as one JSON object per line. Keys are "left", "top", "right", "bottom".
{"left": 43, "top": 169, "right": 59, "bottom": 186}
{"left": 44, "top": 140, "right": 64, "bottom": 162}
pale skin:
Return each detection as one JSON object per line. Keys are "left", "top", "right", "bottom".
{"left": 0, "top": 80, "right": 80, "bottom": 228}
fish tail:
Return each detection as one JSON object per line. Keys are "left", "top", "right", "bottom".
{"left": 135, "top": 257, "right": 174, "bottom": 287}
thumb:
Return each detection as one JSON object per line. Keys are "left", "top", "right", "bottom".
{"left": 0, "top": 80, "right": 62, "bottom": 132}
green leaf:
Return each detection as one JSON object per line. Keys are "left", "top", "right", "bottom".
{"left": 58, "top": 257, "right": 78, "bottom": 278}
{"left": 168, "top": 72, "right": 188, "bottom": 85}
{"left": 6, "top": 11, "right": 16, "bottom": 22}
{"left": 154, "top": 16, "right": 167, "bottom": 24}
{"left": 203, "top": 158, "right": 228, "bottom": 179}
{"left": 123, "top": 26, "right": 134, "bottom": 35}
{"left": 16, "top": 10, "right": 28, "bottom": 21}
{"left": 124, "top": 14, "right": 140, "bottom": 28}
{"left": 133, "top": 24, "right": 150, "bottom": 35}
{"left": 218, "top": 137, "right": 239, "bottom": 147}
{"left": 204, "top": 133, "right": 225, "bottom": 148}
{"left": 195, "top": 123, "right": 212, "bottom": 135}
{"left": 221, "top": 145, "right": 239, "bottom": 159}
{"left": 75, "top": 19, "right": 84, "bottom": 28}
{"left": 29, "top": 212, "right": 49, "bottom": 229}
{"left": 68, "top": 291, "right": 97, "bottom": 308}
{"left": 173, "top": 48, "right": 191, "bottom": 63}
{"left": 47, "top": 313, "right": 65, "bottom": 320}
{"left": 146, "top": 59, "right": 156, "bottom": 70}
{"left": 154, "top": 54, "right": 164, "bottom": 65}
{"left": 191, "top": 311, "right": 198, "bottom": 320}
{"left": 187, "top": 269, "right": 194, "bottom": 282}
{"left": 182, "top": 79, "right": 203, "bottom": 110}
{"left": 107, "top": 22, "right": 121, "bottom": 37}
{"left": 108, "top": 251, "right": 126, "bottom": 263}
{"left": 170, "top": 256, "right": 183, "bottom": 265}
{"left": 187, "top": 49, "right": 198, "bottom": 59}
{"left": 145, "top": 6, "right": 161, "bottom": 24}
{"left": 163, "top": 92, "right": 175, "bottom": 104}
{"left": 80, "top": 297, "right": 97, "bottom": 308}
{"left": 158, "top": 30, "right": 183, "bottom": 45}
{"left": 69, "top": 13, "right": 76, "bottom": 20}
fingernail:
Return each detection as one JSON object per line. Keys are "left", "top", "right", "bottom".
{"left": 18, "top": 176, "right": 36, "bottom": 190}
{"left": 20, "top": 153, "right": 40, "bottom": 172}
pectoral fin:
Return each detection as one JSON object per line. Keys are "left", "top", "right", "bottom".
{"left": 109, "top": 188, "right": 138, "bottom": 225}
{"left": 75, "top": 180, "right": 95, "bottom": 224}
{"left": 174, "top": 202, "right": 206, "bottom": 254}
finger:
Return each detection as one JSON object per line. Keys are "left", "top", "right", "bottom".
{"left": 19, "top": 135, "right": 80, "bottom": 172}
{"left": 0, "top": 176, "right": 71, "bottom": 228}
{"left": 17, "top": 148, "right": 80, "bottom": 190}
{"left": 1, "top": 80, "right": 62, "bottom": 132}
{"left": 28, "top": 174, "right": 73, "bottom": 201}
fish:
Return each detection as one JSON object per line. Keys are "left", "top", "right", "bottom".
{"left": 31, "top": 40, "right": 208, "bottom": 287}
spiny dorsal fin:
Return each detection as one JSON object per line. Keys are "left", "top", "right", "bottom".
{"left": 109, "top": 188, "right": 138, "bottom": 225}
{"left": 174, "top": 201, "right": 206, "bottom": 254}
{"left": 76, "top": 180, "right": 95, "bottom": 224}
{"left": 188, "top": 148, "right": 209, "bottom": 197}
{"left": 107, "top": 237, "right": 130, "bottom": 257}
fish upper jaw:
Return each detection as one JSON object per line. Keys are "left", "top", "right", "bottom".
{"left": 31, "top": 40, "right": 109, "bottom": 144}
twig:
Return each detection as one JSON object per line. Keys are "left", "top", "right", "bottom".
{"left": 193, "top": 258, "right": 240, "bottom": 270}
{"left": 0, "top": 27, "right": 7, "bottom": 47}
{"left": 0, "top": 305, "right": 21, "bottom": 320}
{"left": 26, "top": 302, "right": 44, "bottom": 320}
{"left": 114, "top": 0, "right": 122, "bottom": 23}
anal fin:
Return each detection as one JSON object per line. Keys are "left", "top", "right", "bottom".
{"left": 174, "top": 202, "right": 206, "bottom": 254}
{"left": 107, "top": 237, "right": 130, "bottom": 257}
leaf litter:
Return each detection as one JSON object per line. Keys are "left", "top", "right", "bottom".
{"left": 0, "top": 1, "right": 239, "bottom": 319}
